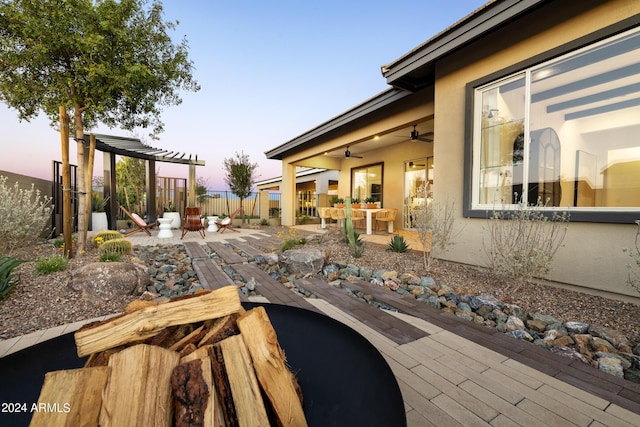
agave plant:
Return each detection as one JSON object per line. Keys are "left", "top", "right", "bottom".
{"left": 387, "top": 235, "right": 410, "bottom": 253}
{"left": 0, "top": 256, "right": 24, "bottom": 300}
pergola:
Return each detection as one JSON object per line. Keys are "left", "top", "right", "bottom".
{"left": 89, "top": 133, "right": 205, "bottom": 229}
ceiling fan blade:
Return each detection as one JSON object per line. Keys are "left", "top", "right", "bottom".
{"left": 344, "top": 147, "right": 364, "bottom": 159}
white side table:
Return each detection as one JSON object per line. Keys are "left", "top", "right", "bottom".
{"left": 157, "top": 218, "right": 174, "bottom": 238}
{"left": 207, "top": 216, "right": 219, "bottom": 232}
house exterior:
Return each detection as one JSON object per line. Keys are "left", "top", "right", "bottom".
{"left": 265, "top": 0, "right": 640, "bottom": 300}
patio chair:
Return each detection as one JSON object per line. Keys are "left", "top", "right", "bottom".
{"left": 318, "top": 207, "right": 332, "bottom": 229}
{"left": 351, "top": 208, "right": 366, "bottom": 229}
{"left": 119, "top": 205, "right": 157, "bottom": 237}
{"left": 216, "top": 207, "right": 242, "bottom": 233}
{"left": 374, "top": 207, "right": 397, "bottom": 234}
{"left": 181, "top": 206, "right": 205, "bottom": 239}
{"left": 330, "top": 208, "right": 345, "bottom": 228}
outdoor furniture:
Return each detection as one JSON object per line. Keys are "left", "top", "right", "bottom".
{"left": 351, "top": 208, "right": 366, "bottom": 229}
{"left": 216, "top": 208, "right": 242, "bottom": 233}
{"left": 318, "top": 207, "right": 332, "bottom": 229}
{"left": 181, "top": 207, "right": 205, "bottom": 239}
{"left": 157, "top": 218, "right": 174, "bottom": 238}
{"left": 119, "top": 205, "right": 157, "bottom": 237}
{"left": 374, "top": 208, "right": 397, "bottom": 234}
{"left": 330, "top": 208, "right": 345, "bottom": 228}
{"left": 206, "top": 216, "right": 219, "bottom": 232}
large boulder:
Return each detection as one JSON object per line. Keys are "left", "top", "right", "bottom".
{"left": 280, "top": 248, "right": 326, "bottom": 276}
{"left": 70, "top": 262, "right": 150, "bottom": 300}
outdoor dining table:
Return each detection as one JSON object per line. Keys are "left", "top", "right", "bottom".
{"left": 354, "top": 208, "right": 393, "bottom": 235}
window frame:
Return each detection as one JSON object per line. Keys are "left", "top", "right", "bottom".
{"left": 463, "top": 19, "right": 640, "bottom": 223}
{"left": 350, "top": 162, "right": 384, "bottom": 204}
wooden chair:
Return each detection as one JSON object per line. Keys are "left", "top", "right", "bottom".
{"left": 374, "top": 207, "right": 397, "bottom": 234}
{"left": 181, "top": 207, "right": 205, "bottom": 239}
{"left": 351, "top": 208, "right": 366, "bottom": 229}
{"left": 119, "top": 205, "right": 157, "bottom": 237}
{"left": 330, "top": 208, "right": 345, "bottom": 228}
{"left": 216, "top": 207, "right": 242, "bottom": 233}
{"left": 318, "top": 207, "right": 332, "bottom": 229}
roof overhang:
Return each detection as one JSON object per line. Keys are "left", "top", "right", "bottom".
{"left": 88, "top": 133, "right": 205, "bottom": 166}
{"left": 381, "top": 0, "right": 547, "bottom": 91}
{"left": 264, "top": 88, "right": 412, "bottom": 160}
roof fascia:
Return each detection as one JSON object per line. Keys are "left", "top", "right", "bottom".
{"left": 381, "top": 0, "right": 547, "bottom": 88}
{"left": 264, "top": 88, "right": 411, "bottom": 160}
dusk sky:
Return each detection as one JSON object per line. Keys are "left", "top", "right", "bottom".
{"left": 0, "top": 0, "right": 487, "bottom": 189}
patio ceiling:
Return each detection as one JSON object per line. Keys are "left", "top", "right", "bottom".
{"left": 314, "top": 119, "right": 434, "bottom": 160}
{"left": 89, "top": 133, "right": 205, "bottom": 166}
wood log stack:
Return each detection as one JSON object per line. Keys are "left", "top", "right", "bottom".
{"left": 29, "top": 286, "right": 308, "bottom": 427}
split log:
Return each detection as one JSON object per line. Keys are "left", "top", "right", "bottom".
{"left": 75, "top": 286, "right": 242, "bottom": 357}
{"left": 172, "top": 359, "right": 214, "bottom": 427}
{"left": 99, "top": 344, "right": 180, "bottom": 427}
{"left": 198, "top": 314, "right": 241, "bottom": 347}
{"left": 237, "top": 306, "right": 307, "bottom": 427}
{"left": 29, "top": 367, "right": 109, "bottom": 427}
{"left": 179, "top": 346, "right": 225, "bottom": 427}
{"left": 217, "top": 335, "right": 270, "bottom": 427}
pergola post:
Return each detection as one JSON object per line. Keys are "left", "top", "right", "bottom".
{"left": 188, "top": 162, "right": 196, "bottom": 206}
{"left": 146, "top": 159, "right": 157, "bottom": 223}
{"left": 103, "top": 151, "right": 117, "bottom": 230}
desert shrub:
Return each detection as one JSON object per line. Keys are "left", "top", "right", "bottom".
{"left": 484, "top": 199, "right": 569, "bottom": 291}
{"left": 260, "top": 218, "right": 269, "bottom": 226}
{"left": 387, "top": 235, "right": 410, "bottom": 253}
{"left": 624, "top": 219, "right": 640, "bottom": 293}
{"left": 0, "top": 176, "right": 53, "bottom": 254}
{"left": 0, "top": 256, "right": 24, "bottom": 300}
{"left": 34, "top": 254, "right": 69, "bottom": 275}
{"left": 413, "top": 186, "right": 456, "bottom": 269}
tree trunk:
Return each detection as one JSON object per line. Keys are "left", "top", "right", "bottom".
{"left": 74, "top": 108, "right": 87, "bottom": 253}
{"left": 59, "top": 107, "right": 73, "bottom": 258}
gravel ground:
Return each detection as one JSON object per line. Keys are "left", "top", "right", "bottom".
{"left": 1, "top": 227, "right": 639, "bottom": 349}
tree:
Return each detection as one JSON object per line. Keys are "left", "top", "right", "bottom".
{"left": 116, "top": 157, "right": 147, "bottom": 214}
{"left": 0, "top": 0, "right": 199, "bottom": 255}
{"left": 223, "top": 152, "right": 258, "bottom": 224}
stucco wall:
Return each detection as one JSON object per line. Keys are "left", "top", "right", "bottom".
{"left": 433, "top": 0, "right": 640, "bottom": 299}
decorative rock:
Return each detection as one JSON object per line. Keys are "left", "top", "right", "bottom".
{"left": 591, "top": 326, "right": 629, "bottom": 350}
{"left": 280, "top": 248, "right": 326, "bottom": 275}
{"left": 70, "top": 262, "right": 150, "bottom": 299}
{"left": 592, "top": 337, "right": 617, "bottom": 353}
{"left": 381, "top": 270, "right": 398, "bottom": 281}
{"left": 457, "top": 302, "right": 472, "bottom": 312}
{"left": 565, "top": 321, "right": 589, "bottom": 334}
{"left": 468, "top": 294, "right": 503, "bottom": 311}
{"left": 420, "top": 276, "right": 436, "bottom": 287}
{"left": 531, "top": 313, "right": 561, "bottom": 325}
{"left": 598, "top": 356, "right": 624, "bottom": 377}
{"left": 455, "top": 311, "right": 474, "bottom": 322}
{"left": 551, "top": 346, "right": 590, "bottom": 364}
{"left": 526, "top": 319, "right": 547, "bottom": 333}
{"left": 506, "top": 316, "right": 525, "bottom": 332}
{"left": 551, "top": 335, "right": 575, "bottom": 347}
{"left": 411, "top": 286, "right": 425, "bottom": 297}
{"left": 506, "top": 330, "right": 533, "bottom": 341}
{"left": 596, "top": 352, "right": 632, "bottom": 370}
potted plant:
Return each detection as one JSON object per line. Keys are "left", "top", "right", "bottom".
{"left": 333, "top": 197, "right": 345, "bottom": 208}
{"left": 364, "top": 197, "right": 377, "bottom": 209}
{"left": 163, "top": 202, "right": 181, "bottom": 229}
{"left": 351, "top": 197, "right": 361, "bottom": 209}
{"left": 90, "top": 192, "right": 109, "bottom": 231}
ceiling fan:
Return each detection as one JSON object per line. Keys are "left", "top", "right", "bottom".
{"left": 409, "top": 125, "right": 433, "bottom": 142}
{"left": 344, "top": 146, "right": 363, "bottom": 159}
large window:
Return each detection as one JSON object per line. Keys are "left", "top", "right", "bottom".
{"left": 351, "top": 163, "right": 382, "bottom": 203}
{"left": 470, "top": 27, "right": 640, "bottom": 219}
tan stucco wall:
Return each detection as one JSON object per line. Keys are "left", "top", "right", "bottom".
{"left": 433, "top": 0, "right": 640, "bottom": 299}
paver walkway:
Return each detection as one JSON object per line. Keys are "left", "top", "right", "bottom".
{"left": 2, "top": 227, "right": 640, "bottom": 426}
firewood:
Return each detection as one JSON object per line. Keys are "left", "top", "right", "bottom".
{"left": 198, "top": 313, "right": 241, "bottom": 346}
{"left": 99, "top": 344, "right": 180, "bottom": 427}
{"left": 237, "top": 307, "right": 307, "bottom": 427}
{"left": 217, "top": 334, "right": 270, "bottom": 427}
{"left": 29, "top": 367, "right": 109, "bottom": 427}
{"left": 169, "top": 324, "right": 206, "bottom": 352}
{"left": 211, "top": 345, "right": 238, "bottom": 427}
{"left": 75, "top": 286, "right": 242, "bottom": 357}
{"left": 172, "top": 358, "right": 217, "bottom": 427}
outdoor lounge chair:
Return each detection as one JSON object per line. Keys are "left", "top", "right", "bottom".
{"left": 216, "top": 207, "right": 242, "bottom": 233}
{"left": 181, "top": 206, "right": 205, "bottom": 239}
{"left": 374, "top": 207, "right": 397, "bottom": 234}
{"left": 119, "top": 205, "right": 157, "bottom": 237}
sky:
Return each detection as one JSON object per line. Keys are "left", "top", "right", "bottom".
{"left": 0, "top": 0, "right": 487, "bottom": 189}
